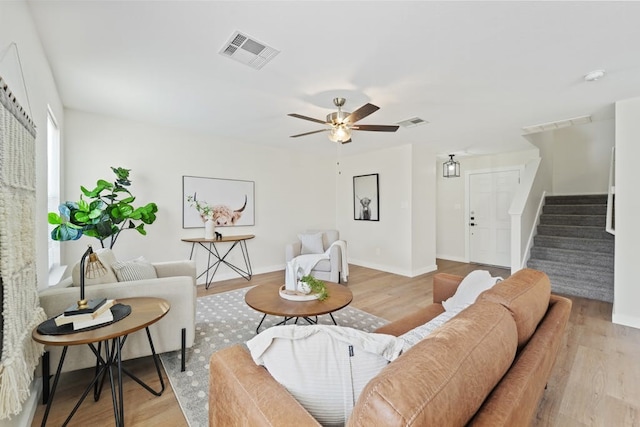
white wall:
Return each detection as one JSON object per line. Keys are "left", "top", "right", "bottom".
{"left": 613, "top": 98, "right": 640, "bottom": 329}
{"left": 411, "top": 143, "right": 437, "bottom": 275}
{"left": 436, "top": 148, "right": 539, "bottom": 262}
{"left": 550, "top": 119, "right": 614, "bottom": 195}
{"left": 336, "top": 144, "right": 437, "bottom": 276}
{"left": 0, "top": 2, "right": 64, "bottom": 425}
{"left": 61, "top": 109, "right": 336, "bottom": 285}
{"left": 526, "top": 119, "right": 614, "bottom": 196}
{"left": 0, "top": 0, "right": 65, "bottom": 292}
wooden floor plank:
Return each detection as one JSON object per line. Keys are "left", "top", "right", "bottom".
{"left": 32, "top": 261, "right": 640, "bottom": 426}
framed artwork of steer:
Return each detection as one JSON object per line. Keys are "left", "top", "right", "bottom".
{"left": 353, "top": 173, "right": 379, "bottom": 221}
{"left": 182, "top": 175, "right": 255, "bottom": 228}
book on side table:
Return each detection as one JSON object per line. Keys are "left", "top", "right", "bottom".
{"left": 55, "top": 299, "right": 117, "bottom": 328}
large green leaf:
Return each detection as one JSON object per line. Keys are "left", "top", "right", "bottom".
{"left": 77, "top": 199, "right": 90, "bottom": 212}
{"left": 50, "top": 223, "right": 82, "bottom": 241}
{"left": 48, "top": 212, "right": 62, "bottom": 225}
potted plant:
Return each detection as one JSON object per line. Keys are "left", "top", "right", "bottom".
{"left": 299, "top": 275, "right": 329, "bottom": 301}
{"left": 48, "top": 166, "right": 158, "bottom": 249}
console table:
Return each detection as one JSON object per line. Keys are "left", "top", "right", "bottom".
{"left": 182, "top": 234, "right": 255, "bottom": 289}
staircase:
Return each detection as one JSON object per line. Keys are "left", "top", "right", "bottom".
{"left": 527, "top": 194, "right": 614, "bottom": 302}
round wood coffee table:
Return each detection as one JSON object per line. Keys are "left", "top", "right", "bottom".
{"left": 245, "top": 282, "right": 353, "bottom": 333}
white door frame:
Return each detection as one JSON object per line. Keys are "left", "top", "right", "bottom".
{"left": 464, "top": 165, "right": 524, "bottom": 263}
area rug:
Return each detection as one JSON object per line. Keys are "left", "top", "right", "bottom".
{"left": 159, "top": 286, "right": 388, "bottom": 427}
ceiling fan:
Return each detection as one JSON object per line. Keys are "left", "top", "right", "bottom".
{"left": 288, "top": 97, "right": 399, "bottom": 144}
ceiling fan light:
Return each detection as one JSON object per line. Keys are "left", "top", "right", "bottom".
{"left": 329, "top": 125, "right": 351, "bottom": 143}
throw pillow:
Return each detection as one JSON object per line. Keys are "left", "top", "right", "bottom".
{"left": 247, "top": 325, "right": 404, "bottom": 426}
{"left": 442, "top": 270, "right": 502, "bottom": 312}
{"left": 111, "top": 256, "right": 158, "bottom": 282}
{"left": 298, "top": 232, "right": 324, "bottom": 255}
{"left": 71, "top": 248, "right": 118, "bottom": 287}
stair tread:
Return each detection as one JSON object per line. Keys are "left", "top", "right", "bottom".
{"left": 541, "top": 214, "right": 606, "bottom": 218}
{"left": 529, "top": 258, "right": 614, "bottom": 271}
{"left": 530, "top": 246, "right": 614, "bottom": 258}
{"left": 529, "top": 258, "right": 603, "bottom": 270}
{"left": 535, "top": 234, "right": 614, "bottom": 242}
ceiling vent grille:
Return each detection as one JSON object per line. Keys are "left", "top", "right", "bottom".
{"left": 219, "top": 31, "right": 279, "bottom": 70}
{"left": 397, "top": 117, "right": 428, "bottom": 128}
{"left": 522, "top": 115, "right": 592, "bottom": 134}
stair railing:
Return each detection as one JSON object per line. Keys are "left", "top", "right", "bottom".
{"left": 606, "top": 147, "right": 615, "bottom": 235}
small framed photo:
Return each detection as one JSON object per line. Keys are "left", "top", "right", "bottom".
{"left": 353, "top": 173, "right": 379, "bottom": 221}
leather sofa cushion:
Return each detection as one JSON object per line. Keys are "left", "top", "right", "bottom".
{"left": 349, "top": 301, "right": 518, "bottom": 427}
{"left": 478, "top": 268, "right": 551, "bottom": 348}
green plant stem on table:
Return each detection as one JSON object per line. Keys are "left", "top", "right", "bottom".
{"left": 186, "top": 194, "right": 215, "bottom": 222}
{"left": 300, "top": 275, "right": 329, "bottom": 301}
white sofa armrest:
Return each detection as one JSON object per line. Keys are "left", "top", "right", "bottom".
{"left": 154, "top": 260, "right": 196, "bottom": 280}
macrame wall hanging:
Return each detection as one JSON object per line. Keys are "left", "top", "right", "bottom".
{"left": 0, "top": 66, "right": 47, "bottom": 418}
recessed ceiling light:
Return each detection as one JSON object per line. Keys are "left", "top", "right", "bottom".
{"left": 584, "top": 69, "right": 606, "bottom": 82}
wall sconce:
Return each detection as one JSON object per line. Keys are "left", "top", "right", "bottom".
{"left": 443, "top": 154, "right": 460, "bottom": 178}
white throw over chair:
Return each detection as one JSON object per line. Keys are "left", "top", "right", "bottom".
{"left": 285, "top": 229, "right": 347, "bottom": 284}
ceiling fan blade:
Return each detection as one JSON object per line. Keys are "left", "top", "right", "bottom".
{"left": 352, "top": 124, "right": 400, "bottom": 132}
{"left": 288, "top": 113, "right": 328, "bottom": 125}
{"left": 290, "top": 129, "right": 329, "bottom": 138}
{"left": 344, "top": 103, "right": 380, "bottom": 124}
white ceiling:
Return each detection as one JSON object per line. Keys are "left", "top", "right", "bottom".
{"left": 26, "top": 1, "right": 640, "bottom": 158}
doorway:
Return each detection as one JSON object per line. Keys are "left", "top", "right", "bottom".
{"left": 468, "top": 169, "right": 520, "bottom": 267}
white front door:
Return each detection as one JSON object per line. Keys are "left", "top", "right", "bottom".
{"left": 469, "top": 170, "right": 520, "bottom": 267}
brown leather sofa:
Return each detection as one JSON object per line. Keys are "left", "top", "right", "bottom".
{"left": 209, "top": 268, "right": 572, "bottom": 426}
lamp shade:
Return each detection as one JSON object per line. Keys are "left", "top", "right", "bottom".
{"left": 443, "top": 154, "right": 460, "bottom": 178}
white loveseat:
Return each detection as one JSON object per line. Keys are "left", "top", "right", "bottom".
{"left": 37, "top": 249, "right": 197, "bottom": 379}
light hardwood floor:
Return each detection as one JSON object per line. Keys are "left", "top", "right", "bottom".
{"left": 32, "top": 260, "right": 640, "bottom": 426}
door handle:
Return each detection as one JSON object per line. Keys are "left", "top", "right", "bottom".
{"left": 470, "top": 223, "right": 476, "bottom": 226}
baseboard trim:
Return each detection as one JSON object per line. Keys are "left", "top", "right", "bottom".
{"left": 348, "top": 260, "right": 436, "bottom": 278}
{"left": 612, "top": 312, "right": 640, "bottom": 329}
{"left": 196, "top": 264, "right": 283, "bottom": 285}
{"left": 436, "top": 254, "right": 467, "bottom": 263}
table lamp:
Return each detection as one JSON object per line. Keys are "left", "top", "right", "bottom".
{"left": 65, "top": 245, "right": 108, "bottom": 315}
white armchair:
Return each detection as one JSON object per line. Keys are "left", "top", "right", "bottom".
{"left": 285, "top": 229, "right": 347, "bottom": 283}
{"left": 37, "top": 249, "right": 197, "bottom": 380}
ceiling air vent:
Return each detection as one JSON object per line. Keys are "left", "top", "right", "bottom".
{"left": 522, "top": 115, "right": 592, "bottom": 134}
{"left": 219, "top": 31, "right": 280, "bottom": 70}
{"left": 397, "top": 117, "right": 428, "bottom": 128}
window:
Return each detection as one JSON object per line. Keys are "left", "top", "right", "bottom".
{"left": 47, "top": 107, "right": 61, "bottom": 277}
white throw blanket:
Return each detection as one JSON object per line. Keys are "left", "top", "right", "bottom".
{"left": 328, "top": 240, "right": 349, "bottom": 282}
{"left": 289, "top": 240, "right": 349, "bottom": 283}
{"left": 247, "top": 324, "right": 404, "bottom": 364}
{"left": 292, "top": 253, "right": 329, "bottom": 278}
